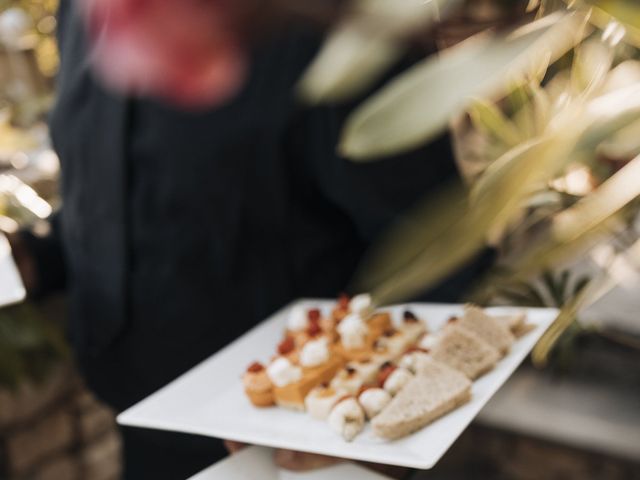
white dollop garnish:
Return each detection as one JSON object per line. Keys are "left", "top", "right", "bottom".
{"left": 266, "top": 357, "right": 302, "bottom": 387}
{"left": 287, "top": 305, "right": 308, "bottom": 331}
{"left": 399, "top": 351, "right": 428, "bottom": 372}
{"left": 337, "top": 314, "right": 368, "bottom": 349}
{"left": 328, "top": 397, "right": 365, "bottom": 442}
{"left": 300, "top": 337, "right": 329, "bottom": 367}
{"left": 419, "top": 332, "right": 441, "bottom": 350}
{"left": 383, "top": 368, "right": 413, "bottom": 395}
{"left": 358, "top": 388, "right": 392, "bottom": 419}
{"left": 349, "top": 293, "right": 372, "bottom": 316}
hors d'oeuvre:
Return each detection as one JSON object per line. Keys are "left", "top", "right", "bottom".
{"left": 398, "top": 347, "right": 431, "bottom": 374}
{"left": 330, "top": 293, "right": 351, "bottom": 322}
{"left": 378, "top": 363, "right": 413, "bottom": 396}
{"left": 270, "top": 337, "right": 344, "bottom": 410}
{"left": 398, "top": 310, "right": 427, "bottom": 342}
{"left": 327, "top": 396, "right": 365, "bottom": 442}
{"left": 330, "top": 358, "right": 379, "bottom": 395}
{"left": 243, "top": 362, "right": 274, "bottom": 407}
{"left": 373, "top": 328, "right": 413, "bottom": 358}
{"left": 372, "top": 358, "right": 472, "bottom": 440}
{"left": 305, "top": 383, "right": 346, "bottom": 420}
{"left": 267, "top": 357, "right": 304, "bottom": 409}
{"left": 431, "top": 325, "right": 500, "bottom": 380}
{"left": 335, "top": 313, "right": 377, "bottom": 361}
{"left": 358, "top": 387, "right": 392, "bottom": 419}
{"left": 457, "top": 305, "right": 515, "bottom": 355}
{"left": 368, "top": 311, "right": 392, "bottom": 336}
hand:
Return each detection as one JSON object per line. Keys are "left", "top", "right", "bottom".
{"left": 274, "top": 450, "right": 409, "bottom": 478}
{"left": 223, "top": 440, "right": 247, "bottom": 454}
{"left": 273, "top": 449, "right": 340, "bottom": 472}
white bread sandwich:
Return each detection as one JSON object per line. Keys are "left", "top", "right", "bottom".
{"left": 456, "top": 305, "right": 515, "bottom": 355}
{"left": 430, "top": 325, "right": 500, "bottom": 379}
{"left": 371, "top": 358, "right": 471, "bottom": 440}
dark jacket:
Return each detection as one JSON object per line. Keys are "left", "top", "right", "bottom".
{"left": 24, "top": 0, "right": 479, "bottom": 411}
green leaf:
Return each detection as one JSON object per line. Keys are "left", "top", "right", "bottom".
{"left": 570, "top": 38, "right": 614, "bottom": 97}
{"left": 469, "top": 99, "right": 523, "bottom": 148}
{"left": 340, "top": 13, "right": 584, "bottom": 160}
{"left": 298, "top": 0, "right": 462, "bottom": 103}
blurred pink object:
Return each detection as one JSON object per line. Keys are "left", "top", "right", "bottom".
{"left": 80, "top": 0, "right": 247, "bottom": 107}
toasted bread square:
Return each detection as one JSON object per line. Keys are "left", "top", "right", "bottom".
{"left": 457, "top": 305, "right": 515, "bottom": 355}
{"left": 431, "top": 325, "right": 500, "bottom": 379}
{"left": 371, "top": 358, "right": 471, "bottom": 440}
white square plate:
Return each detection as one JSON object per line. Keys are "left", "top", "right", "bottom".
{"left": 0, "top": 232, "right": 26, "bottom": 307}
{"left": 118, "top": 300, "right": 557, "bottom": 470}
{"left": 188, "top": 446, "right": 392, "bottom": 480}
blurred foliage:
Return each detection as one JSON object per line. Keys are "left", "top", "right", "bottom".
{"left": 1, "top": 0, "right": 59, "bottom": 76}
{"left": 0, "top": 0, "right": 63, "bottom": 390}
{"left": 0, "top": 302, "right": 68, "bottom": 389}
{"left": 303, "top": 0, "right": 640, "bottom": 364}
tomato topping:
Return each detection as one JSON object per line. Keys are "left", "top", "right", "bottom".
{"left": 377, "top": 364, "right": 397, "bottom": 387}
{"left": 337, "top": 293, "right": 350, "bottom": 309}
{"left": 247, "top": 361, "right": 264, "bottom": 373}
{"left": 405, "top": 346, "right": 429, "bottom": 354}
{"left": 277, "top": 336, "right": 295, "bottom": 355}
{"left": 403, "top": 310, "right": 418, "bottom": 323}
{"left": 308, "top": 308, "right": 321, "bottom": 322}
{"left": 307, "top": 321, "right": 322, "bottom": 337}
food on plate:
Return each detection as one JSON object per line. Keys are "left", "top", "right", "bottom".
{"left": 242, "top": 362, "right": 274, "bottom": 407}
{"left": 493, "top": 312, "right": 536, "bottom": 338}
{"left": 368, "top": 311, "right": 393, "bottom": 335}
{"left": 358, "top": 387, "right": 392, "bottom": 419}
{"left": 242, "top": 296, "right": 532, "bottom": 442}
{"left": 381, "top": 366, "right": 413, "bottom": 396}
{"left": 305, "top": 383, "right": 347, "bottom": 420}
{"left": 330, "top": 358, "right": 379, "bottom": 395}
{"left": 399, "top": 349, "right": 430, "bottom": 373}
{"left": 456, "top": 305, "right": 515, "bottom": 355}
{"left": 271, "top": 340, "right": 344, "bottom": 411}
{"left": 398, "top": 310, "right": 427, "bottom": 342}
{"left": 328, "top": 396, "right": 365, "bottom": 441}
{"left": 331, "top": 293, "right": 351, "bottom": 322}
{"left": 430, "top": 325, "right": 500, "bottom": 379}
{"left": 349, "top": 293, "right": 373, "bottom": 317}
{"left": 371, "top": 358, "right": 472, "bottom": 440}
{"left": 373, "top": 328, "right": 413, "bottom": 357}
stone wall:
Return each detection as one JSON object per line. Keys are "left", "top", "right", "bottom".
{"left": 0, "top": 364, "right": 121, "bottom": 480}
{"left": 422, "top": 424, "right": 640, "bottom": 480}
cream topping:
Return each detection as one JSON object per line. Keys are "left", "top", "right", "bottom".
{"left": 383, "top": 367, "right": 413, "bottom": 395}
{"left": 358, "top": 388, "right": 392, "bottom": 419}
{"left": 328, "top": 397, "right": 365, "bottom": 442}
{"left": 300, "top": 337, "right": 330, "bottom": 367}
{"left": 287, "top": 305, "right": 308, "bottom": 331}
{"left": 399, "top": 351, "right": 430, "bottom": 373}
{"left": 337, "top": 313, "right": 368, "bottom": 349}
{"left": 267, "top": 357, "right": 302, "bottom": 387}
{"left": 419, "top": 332, "right": 441, "bottom": 350}
{"left": 349, "top": 293, "right": 372, "bottom": 316}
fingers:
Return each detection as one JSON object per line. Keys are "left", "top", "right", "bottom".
{"left": 273, "top": 449, "right": 341, "bottom": 472}
{"left": 223, "top": 440, "right": 247, "bottom": 454}
{"left": 357, "top": 461, "right": 411, "bottom": 479}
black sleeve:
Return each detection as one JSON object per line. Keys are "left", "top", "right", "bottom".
{"left": 19, "top": 211, "right": 67, "bottom": 299}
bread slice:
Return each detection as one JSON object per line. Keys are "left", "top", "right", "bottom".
{"left": 457, "top": 305, "right": 515, "bottom": 355}
{"left": 431, "top": 325, "right": 500, "bottom": 379}
{"left": 371, "top": 358, "right": 471, "bottom": 440}
{"left": 492, "top": 312, "right": 526, "bottom": 333}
